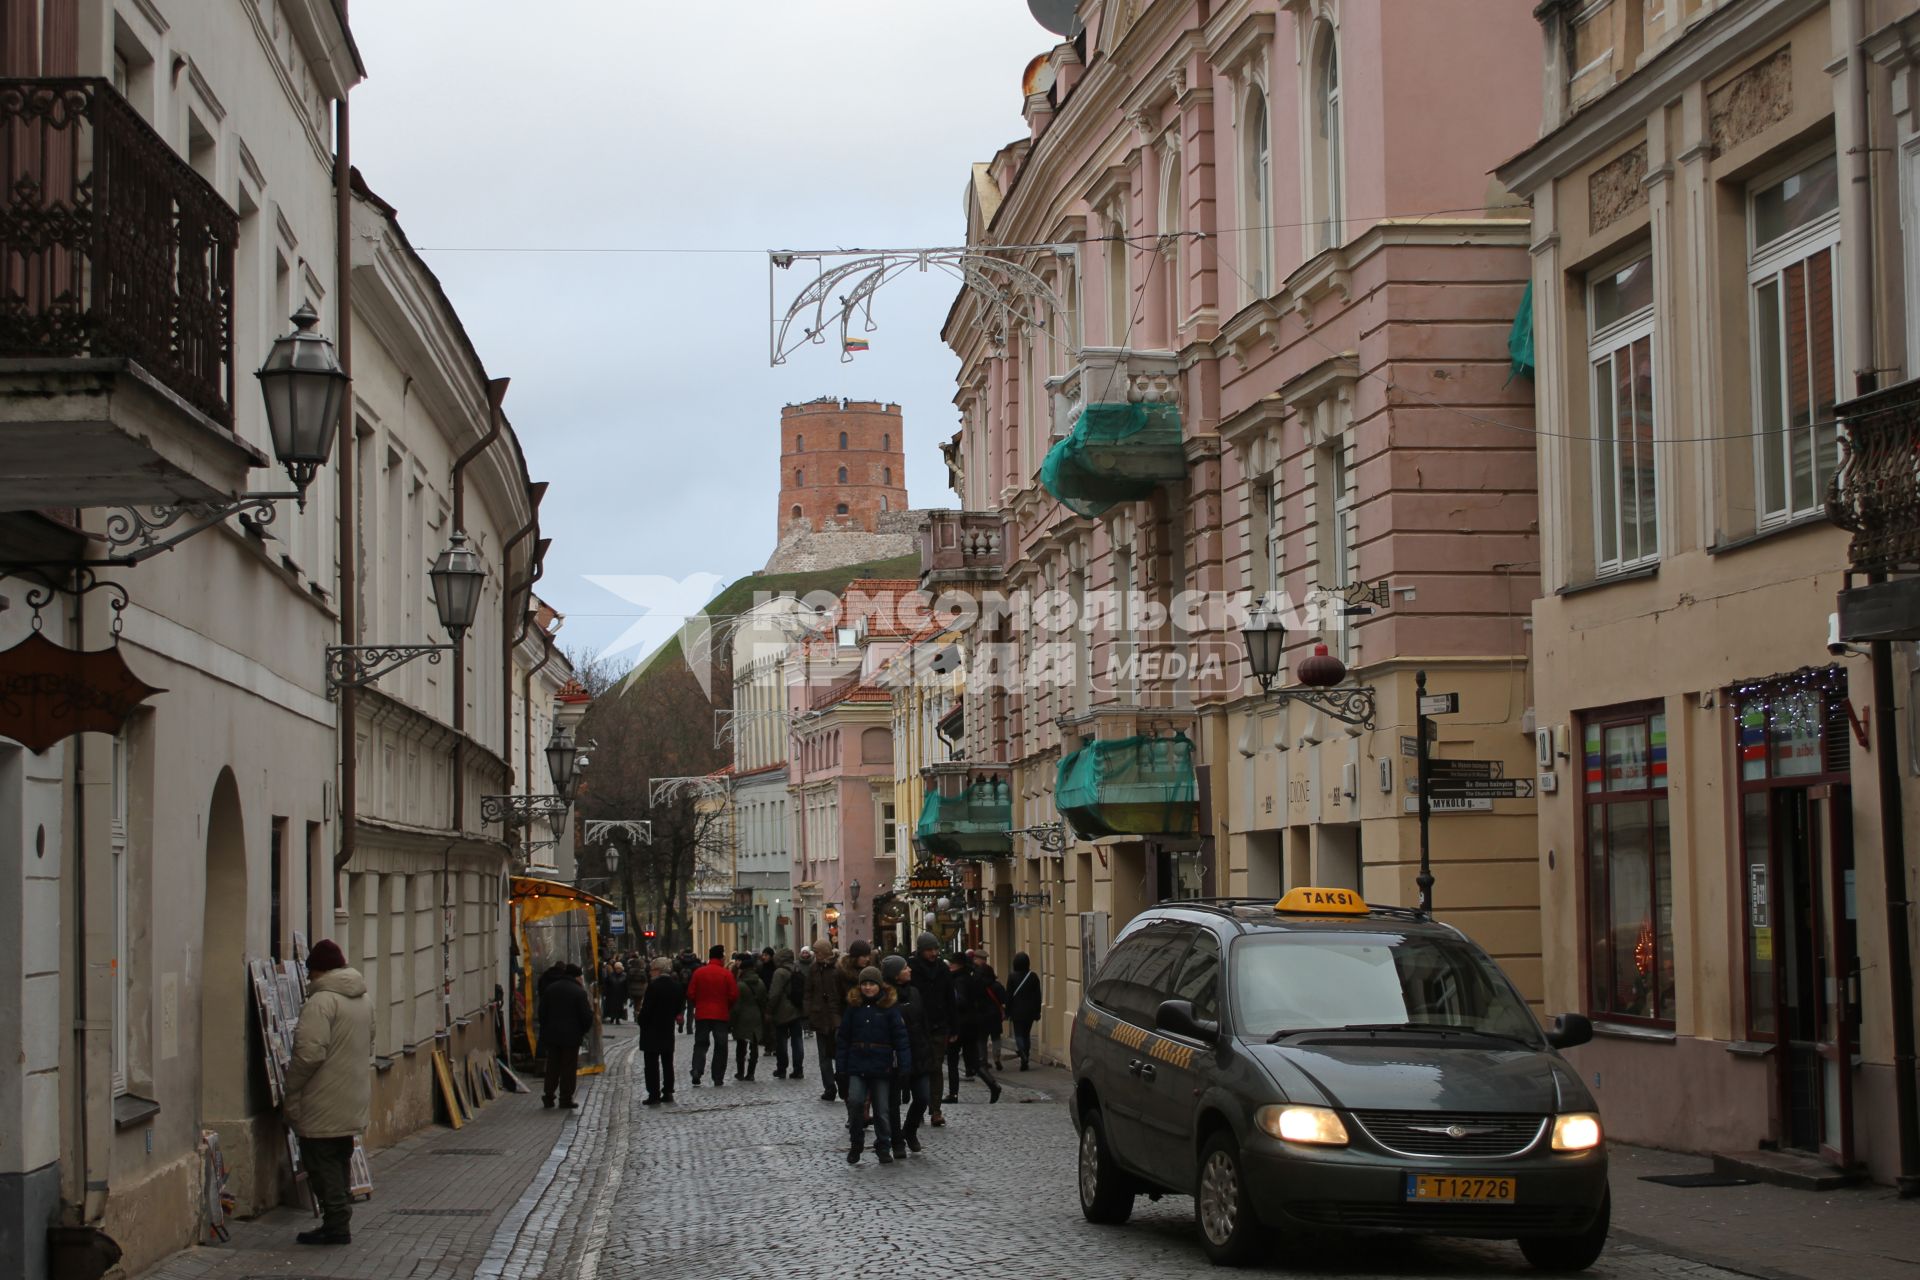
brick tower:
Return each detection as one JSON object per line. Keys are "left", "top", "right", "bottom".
{"left": 777, "top": 398, "right": 910, "bottom": 538}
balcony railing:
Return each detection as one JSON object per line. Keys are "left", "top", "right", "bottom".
{"left": 919, "top": 510, "right": 1009, "bottom": 588}
{"left": 1831, "top": 377, "right": 1920, "bottom": 574}
{"left": 1047, "top": 346, "right": 1180, "bottom": 441}
{"left": 1, "top": 78, "right": 237, "bottom": 427}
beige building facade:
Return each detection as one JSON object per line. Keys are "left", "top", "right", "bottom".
{"left": 1501, "top": 0, "right": 1920, "bottom": 1181}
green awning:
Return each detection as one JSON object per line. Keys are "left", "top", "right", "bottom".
{"left": 1055, "top": 732, "right": 1198, "bottom": 840}
{"left": 1040, "top": 401, "right": 1186, "bottom": 518}
{"left": 915, "top": 779, "right": 1013, "bottom": 859}
{"left": 1507, "top": 280, "right": 1534, "bottom": 383}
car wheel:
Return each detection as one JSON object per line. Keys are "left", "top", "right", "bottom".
{"left": 1077, "top": 1108, "right": 1135, "bottom": 1225}
{"left": 1195, "top": 1131, "right": 1265, "bottom": 1266}
{"left": 1519, "top": 1188, "right": 1610, "bottom": 1272}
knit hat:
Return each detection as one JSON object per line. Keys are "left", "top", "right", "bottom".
{"left": 799, "top": 947, "right": 814, "bottom": 959}
{"left": 881, "top": 954, "right": 909, "bottom": 982}
{"left": 308, "top": 939, "right": 346, "bottom": 974}
{"left": 915, "top": 931, "right": 939, "bottom": 953}
{"left": 858, "top": 965, "right": 884, "bottom": 985}
{"left": 709, "top": 944, "right": 726, "bottom": 960}
{"left": 849, "top": 939, "right": 873, "bottom": 959}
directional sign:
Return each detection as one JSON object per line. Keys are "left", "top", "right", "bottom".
{"left": 1426, "top": 759, "right": 1506, "bottom": 780}
{"left": 1425, "top": 777, "right": 1535, "bottom": 800}
{"left": 1419, "top": 692, "right": 1460, "bottom": 716}
{"left": 609, "top": 911, "right": 626, "bottom": 935}
{"left": 1405, "top": 796, "right": 1494, "bottom": 814}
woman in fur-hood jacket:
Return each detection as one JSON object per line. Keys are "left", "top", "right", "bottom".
{"left": 834, "top": 967, "right": 910, "bottom": 1164}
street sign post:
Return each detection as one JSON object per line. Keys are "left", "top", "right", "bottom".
{"left": 1414, "top": 671, "right": 1459, "bottom": 915}
{"left": 609, "top": 911, "right": 626, "bottom": 935}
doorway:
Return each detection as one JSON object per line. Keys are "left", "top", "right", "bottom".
{"left": 199, "top": 769, "right": 250, "bottom": 1126}
{"left": 1737, "top": 676, "right": 1858, "bottom": 1166}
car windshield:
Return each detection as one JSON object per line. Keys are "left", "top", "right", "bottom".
{"left": 1231, "top": 931, "right": 1543, "bottom": 1045}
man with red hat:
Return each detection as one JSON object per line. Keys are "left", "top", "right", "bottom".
{"left": 285, "top": 939, "right": 371, "bottom": 1245}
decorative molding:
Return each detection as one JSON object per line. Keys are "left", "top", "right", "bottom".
{"left": 1220, "top": 394, "right": 1290, "bottom": 476}
{"left": 1589, "top": 142, "right": 1649, "bottom": 234}
{"left": 1206, "top": 9, "right": 1278, "bottom": 82}
{"left": 1708, "top": 46, "right": 1792, "bottom": 156}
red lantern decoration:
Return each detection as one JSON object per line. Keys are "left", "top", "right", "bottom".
{"left": 1294, "top": 642, "right": 1347, "bottom": 689}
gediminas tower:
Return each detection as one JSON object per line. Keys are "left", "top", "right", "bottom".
{"left": 777, "top": 398, "right": 909, "bottom": 538}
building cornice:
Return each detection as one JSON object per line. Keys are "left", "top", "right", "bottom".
{"left": 1496, "top": 0, "right": 1825, "bottom": 195}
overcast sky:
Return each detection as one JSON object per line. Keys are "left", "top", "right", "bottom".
{"left": 349, "top": 1, "right": 1056, "bottom": 662}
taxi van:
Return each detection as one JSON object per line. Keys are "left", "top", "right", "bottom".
{"left": 1071, "top": 888, "right": 1608, "bottom": 1269}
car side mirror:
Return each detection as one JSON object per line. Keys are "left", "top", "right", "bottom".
{"left": 1156, "top": 998, "right": 1219, "bottom": 1043}
{"left": 1546, "top": 1012, "right": 1593, "bottom": 1050}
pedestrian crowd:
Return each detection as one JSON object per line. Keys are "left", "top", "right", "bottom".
{"left": 571, "top": 934, "right": 1045, "bottom": 1165}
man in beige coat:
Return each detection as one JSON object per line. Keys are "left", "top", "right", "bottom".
{"left": 285, "top": 939, "right": 372, "bottom": 1245}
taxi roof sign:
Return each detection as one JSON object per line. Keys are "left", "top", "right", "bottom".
{"left": 1276, "top": 886, "right": 1370, "bottom": 915}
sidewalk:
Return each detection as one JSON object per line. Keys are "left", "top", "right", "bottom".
{"left": 137, "top": 1029, "right": 636, "bottom": 1280}
{"left": 1608, "top": 1144, "right": 1920, "bottom": 1280}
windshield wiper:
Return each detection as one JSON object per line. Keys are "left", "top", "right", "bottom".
{"left": 1267, "top": 1022, "right": 1537, "bottom": 1047}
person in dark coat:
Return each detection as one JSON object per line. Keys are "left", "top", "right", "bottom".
{"left": 907, "top": 932, "right": 954, "bottom": 1126}
{"left": 1006, "top": 951, "right": 1042, "bottom": 1070}
{"left": 758, "top": 946, "right": 777, "bottom": 989}
{"left": 765, "top": 948, "right": 805, "bottom": 1080}
{"left": 803, "top": 943, "right": 843, "bottom": 1102}
{"left": 537, "top": 964, "right": 594, "bottom": 1109}
{"left": 731, "top": 955, "right": 767, "bottom": 1081}
{"left": 881, "top": 955, "right": 933, "bottom": 1156}
{"left": 636, "top": 957, "right": 683, "bottom": 1104}
{"left": 948, "top": 951, "right": 1002, "bottom": 1104}
{"left": 603, "top": 963, "right": 630, "bottom": 1025}
{"left": 979, "top": 961, "right": 1007, "bottom": 1068}
{"left": 835, "top": 967, "right": 910, "bottom": 1164}
{"left": 830, "top": 941, "right": 873, "bottom": 1100}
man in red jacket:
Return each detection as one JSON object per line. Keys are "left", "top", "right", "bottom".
{"left": 685, "top": 944, "right": 739, "bottom": 1087}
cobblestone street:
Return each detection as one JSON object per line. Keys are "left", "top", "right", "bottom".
{"left": 136, "top": 1024, "right": 1920, "bottom": 1280}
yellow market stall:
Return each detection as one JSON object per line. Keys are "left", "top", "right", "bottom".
{"left": 510, "top": 876, "right": 612, "bottom": 1076}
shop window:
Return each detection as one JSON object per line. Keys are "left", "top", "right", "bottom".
{"left": 1580, "top": 704, "right": 1674, "bottom": 1025}
{"left": 1588, "top": 251, "right": 1659, "bottom": 572}
{"left": 1750, "top": 153, "right": 1841, "bottom": 526}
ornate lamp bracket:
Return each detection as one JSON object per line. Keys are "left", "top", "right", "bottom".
{"left": 480, "top": 794, "right": 572, "bottom": 829}
{"left": 102, "top": 492, "right": 302, "bottom": 564}
{"left": 326, "top": 644, "right": 453, "bottom": 698}
{"left": 1259, "top": 681, "right": 1378, "bottom": 730}
{"left": 1009, "top": 822, "right": 1068, "bottom": 853}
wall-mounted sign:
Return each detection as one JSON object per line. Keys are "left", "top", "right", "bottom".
{"left": 0, "top": 630, "right": 163, "bottom": 752}
{"left": 1748, "top": 864, "right": 1768, "bottom": 928}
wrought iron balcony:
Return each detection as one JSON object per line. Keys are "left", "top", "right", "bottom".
{"left": 919, "top": 510, "right": 1009, "bottom": 589}
{"left": 1, "top": 79, "right": 237, "bottom": 426}
{"left": 1831, "top": 376, "right": 1920, "bottom": 575}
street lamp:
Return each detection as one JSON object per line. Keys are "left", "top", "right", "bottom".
{"left": 849, "top": 879, "right": 861, "bottom": 908}
{"left": 1239, "top": 602, "right": 1378, "bottom": 729}
{"left": 256, "top": 302, "right": 349, "bottom": 501}
{"left": 546, "top": 724, "right": 578, "bottom": 793}
{"left": 822, "top": 905, "right": 841, "bottom": 928}
{"left": 324, "top": 528, "right": 487, "bottom": 696}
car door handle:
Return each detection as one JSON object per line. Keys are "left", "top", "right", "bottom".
{"left": 1138, "top": 1063, "right": 1157, "bottom": 1082}
{"left": 1126, "top": 1059, "right": 1142, "bottom": 1075}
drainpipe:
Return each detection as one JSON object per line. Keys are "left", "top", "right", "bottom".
{"left": 523, "top": 630, "right": 556, "bottom": 797}
{"left": 499, "top": 487, "right": 549, "bottom": 755}
{"left": 334, "top": 88, "right": 356, "bottom": 876}
{"left": 69, "top": 582, "right": 104, "bottom": 1224}
{"left": 1847, "top": 0, "right": 1920, "bottom": 1197}
{"left": 448, "top": 380, "right": 508, "bottom": 835}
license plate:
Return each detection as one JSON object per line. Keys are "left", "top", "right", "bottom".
{"left": 1405, "top": 1174, "right": 1516, "bottom": 1203}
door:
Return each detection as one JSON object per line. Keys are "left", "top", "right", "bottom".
{"left": 1811, "top": 787, "right": 1858, "bottom": 1167}
{"left": 1136, "top": 930, "right": 1219, "bottom": 1181}
{"left": 1766, "top": 786, "right": 1856, "bottom": 1163}
{"left": 1096, "top": 922, "right": 1193, "bottom": 1173}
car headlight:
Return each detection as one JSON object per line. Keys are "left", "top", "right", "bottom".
{"left": 1256, "top": 1105, "right": 1349, "bottom": 1146}
{"left": 1551, "top": 1112, "right": 1603, "bottom": 1151}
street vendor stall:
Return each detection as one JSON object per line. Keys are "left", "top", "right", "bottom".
{"left": 510, "top": 876, "right": 613, "bottom": 1076}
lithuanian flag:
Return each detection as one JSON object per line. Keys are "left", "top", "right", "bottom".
{"left": 844, "top": 337, "right": 870, "bottom": 353}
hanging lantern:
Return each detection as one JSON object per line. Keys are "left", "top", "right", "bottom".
{"left": 1295, "top": 642, "right": 1347, "bottom": 688}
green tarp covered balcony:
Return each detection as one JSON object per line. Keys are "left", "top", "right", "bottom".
{"left": 1055, "top": 732, "right": 1199, "bottom": 840}
{"left": 1039, "top": 401, "right": 1187, "bottom": 518}
{"left": 916, "top": 777, "right": 1014, "bottom": 859}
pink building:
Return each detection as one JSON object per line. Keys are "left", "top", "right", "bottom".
{"left": 931, "top": 0, "right": 1548, "bottom": 1056}
{"left": 787, "top": 580, "right": 920, "bottom": 947}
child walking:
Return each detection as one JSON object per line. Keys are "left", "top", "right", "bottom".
{"left": 835, "top": 966, "right": 910, "bottom": 1165}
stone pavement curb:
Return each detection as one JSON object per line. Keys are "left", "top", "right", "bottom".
{"left": 135, "top": 1032, "right": 638, "bottom": 1280}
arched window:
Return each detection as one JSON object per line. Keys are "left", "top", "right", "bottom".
{"left": 836, "top": 502, "right": 849, "bottom": 516}
{"left": 837, "top": 466, "right": 849, "bottom": 483}
{"left": 1244, "top": 89, "right": 1273, "bottom": 298}
{"left": 883, "top": 432, "right": 891, "bottom": 450}
{"left": 791, "top": 504, "right": 803, "bottom": 521}
{"left": 795, "top": 468, "right": 804, "bottom": 484}
{"left": 881, "top": 495, "right": 889, "bottom": 511}
{"left": 839, "top": 431, "right": 848, "bottom": 449}
{"left": 1161, "top": 153, "right": 1182, "bottom": 341}
{"left": 884, "top": 466, "right": 892, "bottom": 485}
{"left": 796, "top": 434, "right": 804, "bottom": 451}
{"left": 1313, "top": 24, "right": 1344, "bottom": 252}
